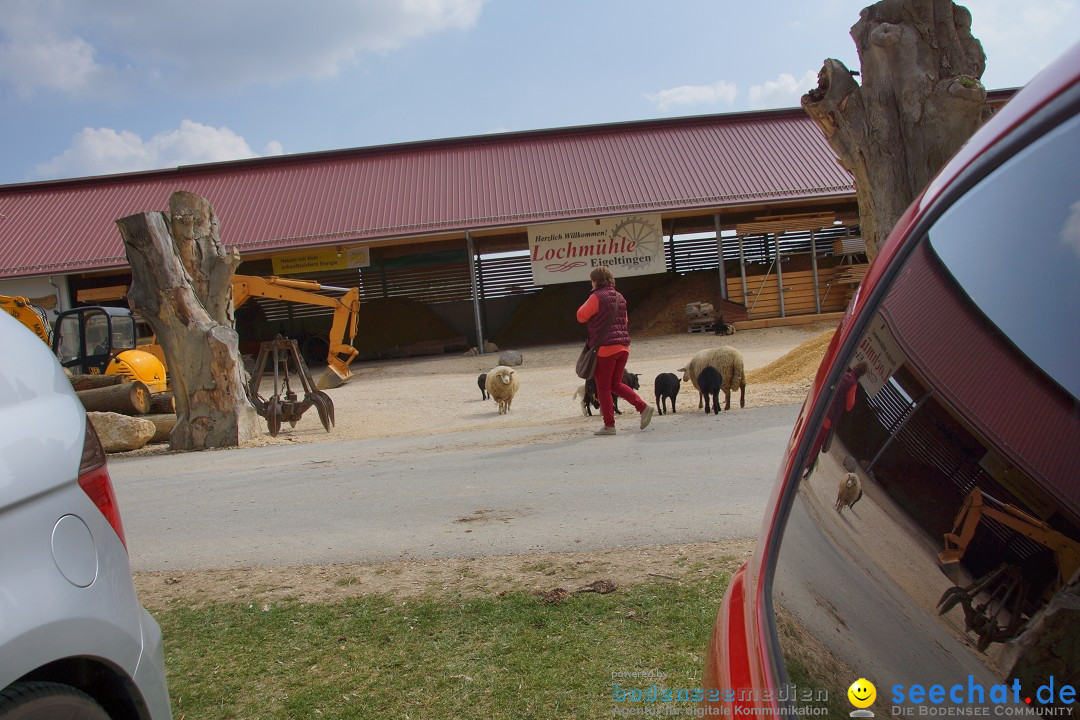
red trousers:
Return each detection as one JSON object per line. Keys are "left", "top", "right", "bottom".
{"left": 594, "top": 350, "right": 646, "bottom": 427}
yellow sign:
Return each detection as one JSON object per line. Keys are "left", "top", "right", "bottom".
{"left": 271, "top": 247, "right": 370, "bottom": 276}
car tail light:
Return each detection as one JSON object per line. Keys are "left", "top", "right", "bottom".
{"left": 78, "top": 419, "right": 127, "bottom": 549}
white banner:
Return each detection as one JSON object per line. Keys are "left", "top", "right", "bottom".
{"left": 527, "top": 214, "right": 666, "bottom": 285}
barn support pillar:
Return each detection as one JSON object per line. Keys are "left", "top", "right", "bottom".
{"left": 810, "top": 229, "right": 822, "bottom": 314}
{"left": 714, "top": 213, "right": 728, "bottom": 301}
{"left": 466, "top": 230, "right": 486, "bottom": 354}
{"left": 775, "top": 233, "right": 786, "bottom": 318}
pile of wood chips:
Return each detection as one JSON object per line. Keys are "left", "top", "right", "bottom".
{"left": 746, "top": 330, "right": 833, "bottom": 385}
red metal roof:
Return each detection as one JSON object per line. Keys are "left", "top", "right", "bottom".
{"left": 0, "top": 109, "right": 854, "bottom": 279}
{"left": 881, "top": 243, "right": 1080, "bottom": 515}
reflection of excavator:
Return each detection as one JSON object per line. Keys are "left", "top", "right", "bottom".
{"left": 231, "top": 275, "right": 360, "bottom": 388}
{"left": 937, "top": 487, "right": 1080, "bottom": 651}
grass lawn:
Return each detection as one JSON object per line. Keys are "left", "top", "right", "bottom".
{"left": 157, "top": 572, "right": 731, "bottom": 719}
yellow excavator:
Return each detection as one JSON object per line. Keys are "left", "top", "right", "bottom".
{"left": 7, "top": 275, "right": 361, "bottom": 391}
{"left": 937, "top": 486, "right": 1080, "bottom": 651}
{"left": 1, "top": 295, "right": 53, "bottom": 345}
{"left": 231, "top": 275, "right": 360, "bottom": 389}
{"left": 4, "top": 294, "right": 168, "bottom": 392}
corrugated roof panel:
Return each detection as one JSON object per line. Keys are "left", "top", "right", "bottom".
{"left": 0, "top": 110, "right": 855, "bottom": 278}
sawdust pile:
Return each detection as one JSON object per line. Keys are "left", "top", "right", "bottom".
{"left": 631, "top": 270, "right": 729, "bottom": 337}
{"left": 747, "top": 330, "right": 833, "bottom": 384}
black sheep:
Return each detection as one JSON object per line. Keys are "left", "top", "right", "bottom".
{"left": 653, "top": 372, "right": 680, "bottom": 415}
{"left": 712, "top": 314, "right": 735, "bottom": 336}
{"left": 477, "top": 373, "right": 488, "bottom": 400}
{"left": 698, "top": 365, "right": 723, "bottom": 415}
{"left": 581, "top": 370, "right": 640, "bottom": 416}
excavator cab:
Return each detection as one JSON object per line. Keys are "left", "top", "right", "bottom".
{"left": 53, "top": 306, "right": 168, "bottom": 392}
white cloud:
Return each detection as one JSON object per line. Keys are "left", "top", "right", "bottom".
{"left": 645, "top": 81, "right": 738, "bottom": 112}
{"left": 0, "top": 0, "right": 488, "bottom": 95}
{"left": 747, "top": 70, "right": 819, "bottom": 110}
{"left": 966, "top": 0, "right": 1080, "bottom": 86}
{"left": 33, "top": 120, "right": 284, "bottom": 179}
{"left": 0, "top": 35, "right": 102, "bottom": 95}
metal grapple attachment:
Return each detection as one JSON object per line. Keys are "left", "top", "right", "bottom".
{"left": 247, "top": 336, "right": 335, "bottom": 437}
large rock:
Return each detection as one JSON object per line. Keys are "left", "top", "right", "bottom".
{"left": 87, "top": 412, "right": 156, "bottom": 453}
{"left": 498, "top": 350, "right": 523, "bottom": 366}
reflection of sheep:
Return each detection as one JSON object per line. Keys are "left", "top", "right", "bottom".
{"left": 478, "top": 373, "right": 488, "bottom": 400}
{"left": 679, "top": 346, "right": 746, "bottom": 411}
{"left": 835, "top": 472, "right": 863, "bottom": 513}
{"left": 486, "top": 366, "right": 519, "bottom": 414}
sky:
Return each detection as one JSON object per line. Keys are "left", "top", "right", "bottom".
{"left": 1, "top": 0, "right": 1077, "bottom": 187}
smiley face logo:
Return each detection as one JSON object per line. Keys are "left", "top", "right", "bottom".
{"left": 847, "top": 678, "right": 877, "bottom": 709}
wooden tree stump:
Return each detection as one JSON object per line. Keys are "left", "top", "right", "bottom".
{"left": 77, "top": 381, "right": 151, "bottom": 415}
{"left": 801, "top": 0, "right": 990, "bottom": 260}
{"left": 116, "top": 192, "right": 260, "bottom": 451}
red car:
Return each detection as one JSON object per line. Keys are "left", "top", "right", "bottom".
{"left": 703, "top": 42, "right": 1080, "bottom": 716}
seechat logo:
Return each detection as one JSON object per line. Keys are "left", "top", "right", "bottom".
{"left": 886, "top": 675, "right": 1076, "bottom": 717}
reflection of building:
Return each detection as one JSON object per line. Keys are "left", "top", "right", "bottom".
{"left": 837, "top": 242, "right": 1079, "bottom": 608}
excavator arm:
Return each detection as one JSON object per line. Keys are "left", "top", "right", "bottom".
{"left": 231, "top": 275, "right": 360, "bottom": 386}
{"left": 936, "top": 487, "right": 1080, "bottom": 650}
{"left": 939, "top": 487, "right": 1080, "bottom": 588}
{"left": 2, "top": 295, "right": 52, "bottom": 344}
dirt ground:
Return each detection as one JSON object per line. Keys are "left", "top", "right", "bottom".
{"left": 130, "top": 321, "right": 837, "bottom": 609}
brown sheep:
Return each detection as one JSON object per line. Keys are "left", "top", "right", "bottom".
{"left": 485, "top": 365, "right": 519, "bottom": 414}
{"left": 835, "top": 472, "right": 863, "bottom": 513}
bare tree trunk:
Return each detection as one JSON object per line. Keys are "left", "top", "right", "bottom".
{"left": 801, "top": 0, "right": 990, "bottom": 260}
{"left": 116, "top": 193, "right": 260, "bottom": 450}
{"left": 169, "top": 190, "right": 240, "bottom": 327}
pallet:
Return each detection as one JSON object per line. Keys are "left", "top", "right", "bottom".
{"left": 687, "top": 316, "right": 717, "bottom": 333}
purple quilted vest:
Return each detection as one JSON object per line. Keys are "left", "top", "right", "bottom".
{"left": 588, "top": 285, "right": 630, "bottom": 347}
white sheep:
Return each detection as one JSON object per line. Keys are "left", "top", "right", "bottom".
{"left": 485, "top": 365, "right": 519, "bottom": 414}
{"left": 679, "top": 346, "right": 746, "bottom": 411}
{"left": 835, "top": 472, "right": 863, "bottom": 513}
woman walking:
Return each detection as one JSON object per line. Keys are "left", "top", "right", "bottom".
{"left": 576, "top": 267, "right": 654, "bottom": 435}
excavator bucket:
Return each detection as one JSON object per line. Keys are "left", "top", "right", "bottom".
{"left": 938, "top": 549, "right": 964, "bottom": 585}
{"left": 316, "top": 361, "right": 351, "bottom": 390}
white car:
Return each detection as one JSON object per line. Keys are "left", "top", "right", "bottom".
{"left": 0, "top": 311, "right": 171, "bottom": 719}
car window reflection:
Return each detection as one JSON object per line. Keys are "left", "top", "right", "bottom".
{"left": 771, "top": 112, "right": 1080, "bottom": 716}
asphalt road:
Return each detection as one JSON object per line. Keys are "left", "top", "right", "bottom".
{"left": 108, "top": 403, "right": 801, "bottom": 571}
